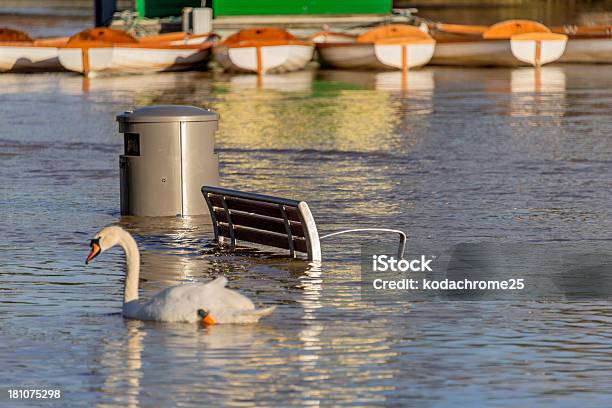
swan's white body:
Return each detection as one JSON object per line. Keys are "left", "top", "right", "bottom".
{"left": 122, "top": 276, "right": 274, "bottom": 323}
{"left": 88, "top": 226, "right": 275, "bottom": 323}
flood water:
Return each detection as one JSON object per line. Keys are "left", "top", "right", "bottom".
{"left": 2, "top": 64, "right": 612, "bottom": 407}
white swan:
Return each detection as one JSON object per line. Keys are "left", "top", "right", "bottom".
{"left": 85, "top": 226, "right": 275, "bottom": 324}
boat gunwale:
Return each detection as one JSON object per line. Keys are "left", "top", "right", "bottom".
{"left": 215, "top": 39, "right": 313, "bottom": 49}
{"left": 433, "top": 34, "right": 565, "bottom": 44}
{"left": 429, "top": 23, "right": 488, "bottom": 36}
{"left": 432, "top": 36, "right": 514, "bottom": 44}
{"left": 510, "top": 32, "right": 568, "bottom": 41}
{"left": 315, "top": 38, "right": 435, "bottom": 48}
{"left": 138, "top": 32, "right": 218, "bottom": 43}
{"left": 0, "top": 41, "right": 65, "bottom": 48}
{"left": 309, "top": 31, "right": 357, "bottom": 42}
{"left": 61, "top": 28, "right": 217, "bottom": 50}
{"left": 311, "top": 29, "right": 435, "bottom": 47}
{"left": 0, "top": 35, "right": 69, "bottom": 48}
{"left": 60, "top": 41, "right": 215, "bottom": 50}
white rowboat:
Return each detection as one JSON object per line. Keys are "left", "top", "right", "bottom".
{"left": 431, "top": 20, "right": 567, "bottom": 67}
{"left": 0, "top": 28, "right": 67, "bottom": 72}
{"left": 58, "top": 28, "right": 216, "bottom": 77}
{"left": 312, "top": 25, "right": 435, "bottom": 71}
{"left": 213, "top": 27, "right": 314, "bottom": 74}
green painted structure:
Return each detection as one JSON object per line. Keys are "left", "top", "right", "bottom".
{"left": 136, "top": 0, "right": 200, "bottom": 18}
{"left": 136, "top": 0, "right": 392, "bottom": 18}
{"left": 213, "top": 0, "right": 392, "bottom": 16}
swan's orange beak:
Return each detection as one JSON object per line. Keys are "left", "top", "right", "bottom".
{"left": 198, "top": 309, "right": 217, "bottom": 326}
{"left": 203, "top": 314, "right": 217, "bottom": 326}
{"left": 86, "top": 239, "right": 101, "bottom": 265}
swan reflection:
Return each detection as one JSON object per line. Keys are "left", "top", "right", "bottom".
{"left": 98, "top": 319, "right": 145, "bottom": 408}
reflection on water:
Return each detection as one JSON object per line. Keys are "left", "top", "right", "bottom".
{"left": 510, "top": 67, "right": 566, "bottom": 123}
{"left": 511, "top": 67, "right": 566, "bottom": 94}
{"left": 99, "top": 320, "right": 145, "bottom": 408}
{"left": 319, "top": 69, "right": 435, "bottom": 93}
{"left": 2, "top": 65, "right": 612, "bottom": 406}
{"left": 117, "top": 216, "right": 216, "bottom": 289}
{"left": 224, "top": 70, "right": 316, "bottom": 92}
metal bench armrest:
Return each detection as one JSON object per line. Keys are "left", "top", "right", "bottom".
{"left": 320, "top": 228, "right": 406, "bottom": 259}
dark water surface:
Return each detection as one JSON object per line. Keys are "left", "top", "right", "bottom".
{"left": 2, "top": 65, "right": 612, "bottom": 407}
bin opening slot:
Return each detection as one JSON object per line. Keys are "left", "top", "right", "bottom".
{"left": 124, "top": 133, "right": 140, "bottom": 156}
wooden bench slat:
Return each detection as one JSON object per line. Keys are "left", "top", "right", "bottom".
{"left": 214, "top": 209, "right": 305, "bottom": 237}
{"left": 208, "top": 194, "right": 302, "bottom": 221}
{"left": 218, "top": 224, "right": 308, "bottom": 253}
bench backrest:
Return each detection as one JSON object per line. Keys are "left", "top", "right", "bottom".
{"left": 201, "top": 186, "right": 321, "bottom": 261}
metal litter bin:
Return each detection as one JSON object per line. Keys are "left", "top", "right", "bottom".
{"left": 117, "top": 105, "right": 219, "bottom": 218}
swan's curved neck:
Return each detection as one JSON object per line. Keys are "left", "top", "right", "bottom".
{"left": 117, "top": 230, "right": 140, "bottom": 304}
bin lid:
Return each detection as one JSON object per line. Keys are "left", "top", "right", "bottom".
{"left": 117, "top": 105, "right": 219, "bottom": 123}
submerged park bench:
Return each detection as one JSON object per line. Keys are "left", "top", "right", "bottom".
{"left": 201, "top": 186, "right": 406, "bottom": 262}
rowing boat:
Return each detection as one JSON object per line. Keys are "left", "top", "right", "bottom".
{"left": 58, "top": 28, "right": 217, "bottom": 77}
{"left": 312, "top": 25, "right": 435, "bottom": 71}
{"left": 0, "top": 28, "right": 68, "bottom": 72}
{"left": 430, "top": 20, "right": 567, "bottom": 67}
{"left": 552, "top": 25, "right": 612, "bottom": 63}
{"left": 213, "top": 27, "right": 314, "bottom": 74}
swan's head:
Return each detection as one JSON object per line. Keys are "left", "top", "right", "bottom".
{"left": 86, "top": 226, "right": 126, "bottom": 264}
